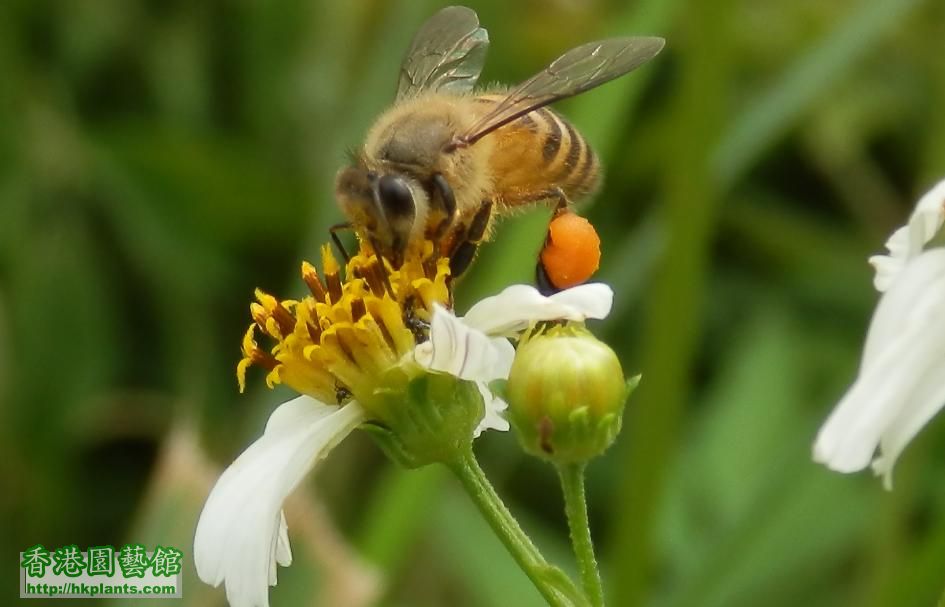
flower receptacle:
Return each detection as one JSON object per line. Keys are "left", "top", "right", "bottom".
{"left": 364, "top": 371, "right": 485, "bottom": 468}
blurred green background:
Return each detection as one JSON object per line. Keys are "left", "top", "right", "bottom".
{"left": 3, "top": 0, "right": 945, "bottom": 605}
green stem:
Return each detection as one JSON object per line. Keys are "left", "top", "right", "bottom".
{"left": 448, "top": 448, "right": 585, "bottom": 607}
{"left": 558, "top": 463, "right": 605, "bottom": 607}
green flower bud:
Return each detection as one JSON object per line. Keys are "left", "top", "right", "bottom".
{"left": 506, "top": 325, "right": 635, "bottom": 463}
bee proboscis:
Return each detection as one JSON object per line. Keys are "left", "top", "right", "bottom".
{"left": 334, "top": 6, "right": 663, "bottom": 281}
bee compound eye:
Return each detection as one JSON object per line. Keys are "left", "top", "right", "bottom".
{"left": 377, "top": 175, "right": 416, "bottom": 219}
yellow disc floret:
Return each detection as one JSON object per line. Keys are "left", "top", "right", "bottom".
{"left": 238, "top": 241, "right": 451, "bottom": 409}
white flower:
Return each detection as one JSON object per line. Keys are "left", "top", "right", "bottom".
{"left": 195, "top": 282, "right": 613, "bottom": 607}
{"left": 814, "top": 179, "right": 945, "bottom": 489}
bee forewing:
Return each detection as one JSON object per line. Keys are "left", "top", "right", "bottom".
{"left": 396, "top": 6, "right": 490, "bottom": 100}
{"left": 460, "top": 36, "right": 664, "bottom": 145}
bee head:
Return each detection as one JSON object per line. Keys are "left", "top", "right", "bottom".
{"left": 335, "top": 164, "right": 428, "bottom": 263}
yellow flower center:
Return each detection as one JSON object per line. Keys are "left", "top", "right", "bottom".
{"left": 238, "top": 241, "right": 451, "bottom": 409}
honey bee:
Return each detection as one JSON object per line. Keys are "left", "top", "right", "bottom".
{"left": 334, "top": 6, "right": 663, "bottom": 282}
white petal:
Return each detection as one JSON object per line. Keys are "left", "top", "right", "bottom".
{"left": 474, "top": 382, "right": 511, "bottom": 437}
{"left": 868, "top": 247, "right": 906, "bottom": 293}
{"left": 194, "top": 396, "right": 367, "bottom": 607}
{"left": 870, "top": 179, "right": 945, "bottom": 291}
{"left": 548, "top": 283, "right": 614, "bottom": 320}
{"left": 275, "top": 512, "right": 291, "bottom": 568}
{"left": 862, "top": 248, "right": 945, "bottom": 364}
{"left": 462, "top": 283, "right": 613, "bottom": 336}
{"left": 415, "top": 304, "right": 515, "bottom": 382}
{"left": 872, "top": 361, "right": 945, "bottom": 488}
{"left": 413, "top": 305, "right": 514, "bottom": 436}
{"left": 813, "top": 249, "right": 945, "bottom": 481}
{"left": 813, "top": 324, "right": 940, "bottom": 472}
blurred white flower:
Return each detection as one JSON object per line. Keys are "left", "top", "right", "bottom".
{"left": 814, "top": 179, "right": 945, "bottom": 488}
{"left": 195, "top": 282, "right": 613, "bottom": 607}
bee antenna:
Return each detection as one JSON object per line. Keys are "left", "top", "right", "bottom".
{"left": 343, "top": 147, "right": 363, "bottom": 164}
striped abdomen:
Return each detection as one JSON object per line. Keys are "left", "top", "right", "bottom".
{"left": 476, "top": 95, "right": 600, "bottom": 207}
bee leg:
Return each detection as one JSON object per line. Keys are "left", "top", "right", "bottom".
{"left": 535, "top": 263, "right": 558, "bottom": 296}
{"left": 534, "top": 189, "right": 572, "bottom": 295}
{"left": 449, "top": 241, "right": 479, "bottom": 278}
{"left": 329, "top": 222, "right": 354, "bottom": 263}
{"left": 329, "top": 222, "right": 396, "bottom": 297}
{"left": 551, "top": 187, "right": 572, "bottom": 215}
{"left": 467, "top": 200, "right": 493, "bottom": 242}
{"left": 448, "top": 201, "right": 493, "bottom": 278}
{"left": 535, "top": 212, "right": 559, "bottom": 295}
{"left": 430, "top": 173, "right": 457, "bottom": 241}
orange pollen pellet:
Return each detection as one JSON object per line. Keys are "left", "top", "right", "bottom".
{"left": 539, "top": 213, "right": 601, "bottom": 289}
